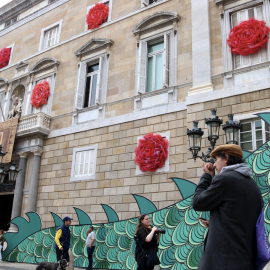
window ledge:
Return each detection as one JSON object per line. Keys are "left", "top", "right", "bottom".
{"left": 73, "top": 105, "right": 104, "bottom": 125}
{"left": 134, "top": 86, "right": 177, "bottom": 111}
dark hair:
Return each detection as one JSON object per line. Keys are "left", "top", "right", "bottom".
{"left": 135, "top": 214, "right": 149, "bottom": 234}
{"left": 215, "top": 151, "right": 243, "bottom": 166}
{"left": 86, "top": 226, "right": 94, "bottom": 237}
{"left": 0, "top": 230, "right": 3, "bottom": 234}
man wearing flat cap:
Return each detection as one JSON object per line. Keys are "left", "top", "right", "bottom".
{"left": 54, "top": 216, "right": 73, "bottom": 264}
{"left": 193, "top": 144, "right": 262, "bottom": 270}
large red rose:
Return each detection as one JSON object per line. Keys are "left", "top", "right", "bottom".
{"left": 135, "top": 133, "right": 169, "bottom": 172}
{"left": 227, "top": 18, "right": 270, "bottom": 56}
{"left": 30, "top": 81, "right": 50, "bottom": 109}
{"left": 0, "top": 47, "right": 11, "bottom": 69}
{"left": 86, "top": 3, "right": 109, "bottom": 30}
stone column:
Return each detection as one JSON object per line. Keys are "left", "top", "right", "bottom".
{"left": 190, "top": 0, "right": 213, "bottom": 96}
{"left": 26, "top": 149, "right": 42, "bottom": 213}
{"left": 9, "top": 152, "right": 28, "bottom": 232}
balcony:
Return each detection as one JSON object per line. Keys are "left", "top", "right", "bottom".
{"left": 16, "top": 112, "right": 51, "bottom": 138}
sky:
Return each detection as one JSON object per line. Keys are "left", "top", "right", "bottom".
{"left": 0, "top": 0, "right": 13, "bottom": 8}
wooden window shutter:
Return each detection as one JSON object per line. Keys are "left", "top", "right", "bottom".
{"left": 95, "top": 55, "right": 104, "bottom": 105}
{"left": 163, "top": 33, "right": 170, "bottom": 88}
{"left": 137, "top": 40, "right": 147, "bottom": 94}
{"left": 75, "top": 62, "right": 87, "bottom": 110}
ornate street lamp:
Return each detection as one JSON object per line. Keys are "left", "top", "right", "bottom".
{"left": 0, "top": 165, "right": 7, "bottom": 184}
{"left": 8, "top": 162, "right": 20, "bottom": 182}
{"left": 205, "top": 109, "right": 223, "bottom": 148}
{"left": 187, "top": 121, "right": 204, "bottom": 161}
{"left": 0, "top": 145, "right": 7, "bottom": 164}
{"left": 222, "top": 114, "right": 241, "bottom": 145}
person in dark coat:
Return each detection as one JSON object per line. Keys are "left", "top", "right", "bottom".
{"left": 54, "top": 216, "right": 73, "bottom": 265}
{"left": 134, "top": 214, "right": 161, "bottom": 270}
{"left": 193, "top": 144, "right": 261, "bottom": 270}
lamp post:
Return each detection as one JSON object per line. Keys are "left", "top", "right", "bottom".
{"left": 187, "top": 109, "right": 241, "bottom": 165}
{"left": 0, "top": 147, "right": 21, "bottom": 192}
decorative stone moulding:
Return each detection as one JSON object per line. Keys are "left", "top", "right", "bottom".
{"left": 29, "top": 57, "right": 60, "bottom": 76}
{"left": 0, "top": 77, "right": 8, "bottom": 92}
{"left": 132, "top": 11, "right": 180, "bottom": 39}
{"left": 74, "top": 38, "right": 114, "bottom": 59}
{"left": 14, "top": 61, "right": 29, "bottom": 77}
{"left": 213, "top": 0, "right": 240, "bottom": 5}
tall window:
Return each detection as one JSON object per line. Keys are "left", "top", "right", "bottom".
{"left": 84, "top": 63, "right": 99, "bottom": 108}
{"left": 43, "top": 26, "right": 59, "bottom": 50}
{"left": 231, "top": 5, "right": 267, "bottom": 69}
{"left": 147, "top": 41, "right": 164, "bottom": 92}
{"left": 240, "top": 119, "right": 270, "bottom": 151}
{"left": 137, "top": 33, "right": 170, "bottom": 94}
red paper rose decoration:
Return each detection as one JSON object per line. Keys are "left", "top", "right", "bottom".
{"left": 0, "top": 47, "right": 11, "bottom": 69}
{"left": 227, "top": 18, "right": 270, "bottom": 56}
{"left": 135, "top": 133, "right": 169, "bottom": 172}
{"left": 30, "top": 81, "right": 50, "bottom": 109}
{"left": 86, "top": 3, "right": 109, "bottom": 30}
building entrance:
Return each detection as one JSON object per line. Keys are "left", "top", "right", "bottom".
{"left": 0, "top": 194, "right": 14, "bottom": 231}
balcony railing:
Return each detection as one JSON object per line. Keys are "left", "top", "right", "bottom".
{"left": 16, "top": 112, "right": 51, "bottom": 137}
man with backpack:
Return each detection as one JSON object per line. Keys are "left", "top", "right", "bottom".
{"left": 54, "top": 216, "right": 73, "bottom": 264}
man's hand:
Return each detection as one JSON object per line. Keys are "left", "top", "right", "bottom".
{"left": 202, "top": 220, "right": 209, "bottom": 228}
{"left": 202, "top": 162, "right": 215, "bottom": 177}
{"left": 60, "top": 247, "right": 63, "bottom": 250}
{"left": 89, "top": 245, "right": 92, "bottom": 248}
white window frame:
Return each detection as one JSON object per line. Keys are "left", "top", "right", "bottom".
{"left": 85, "top": 0, "right": 113, "bottom": 31}
{"left": 136, "top": 31, "right": 172, "bottom": 95}
{"left": 70, "top": 144, "right": 98, "bottom": 182}
{"left": 231, "top": 5, "right": 267, "bottom": 70}
{"left": 239, "top": 118, "right": 268, "bottom": 151}
{"left": 75, "top": 53, "right": 108, "bottom": 110}
{"left": 222, "top": 0, "right": 270, "bottom": 74}
{"left": 38, "top": 19, "right": 63, "bottom": 51}
{"left": 136, "top": 131, "right": 170, "bottom": 175}
{"left": 4, "top": 43, "right": 15, "bottom": 67}
{"left": 86, "top": 63, "right": 100, "bottom": 107}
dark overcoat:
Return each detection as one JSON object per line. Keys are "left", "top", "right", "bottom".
{"left": 193, "top": 170, "right": 261, "bottom": 270}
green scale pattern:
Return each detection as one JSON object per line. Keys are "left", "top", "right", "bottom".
{"left": 3, "top": 112, "right": 270, "bottom": 270}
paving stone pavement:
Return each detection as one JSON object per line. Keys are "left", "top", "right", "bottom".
{"left": 0, "top": 261, "right": 82, "bottom": 270}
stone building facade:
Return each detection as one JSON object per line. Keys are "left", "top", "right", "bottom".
{"left": 0, "top": 0, "right": 269, "bottom": 230}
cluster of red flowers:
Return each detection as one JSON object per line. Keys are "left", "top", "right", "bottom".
{"left": 0, "top": 48, "right": 11, "bottom": 69}
{"left": 227, "top": 18, "right": 270, "bottom": 56}
{"left": 135, "top": 133, "right": 169, "bottom": 172}
{"left": 86, "top": 3, "right": 109, "bottom": 30}
{"left": 30, "top": 81, "right": 50, "bottom": 109}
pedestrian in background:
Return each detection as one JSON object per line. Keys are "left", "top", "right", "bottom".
{"left": 0, "top": 230, "right": 6, "bottom": 262}
{"left": 85, "top": 226, "right": 95, "bottom": 270}
{"left": 54, "top": 216, "right": 73, "bottom": 265}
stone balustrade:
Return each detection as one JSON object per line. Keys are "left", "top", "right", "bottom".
{"left": 16, "top": 112, "right": 51, "bottom": 138}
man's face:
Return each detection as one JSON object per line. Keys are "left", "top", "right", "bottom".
{"left": 214, "top": 156, "right": 228, "bottom": 174}
{"left": 65, "top": 220, "right": 72, "bottom": 227}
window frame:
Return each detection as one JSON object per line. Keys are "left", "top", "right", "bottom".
{"left": 5, "top": 43, "right": 15, "bottom": 67}
{"left": 70, "top": 144, "right": 98, "bottom": 182}
{"left": 136, "top": 31, "right": 171, "bottom": 95}
{"left": 239, "top": 118, "right": 269, "bottom": 151}
{"left": 85, "top": 0, "right": 113, "bottom": 31}
{"left": 141, "top": 0, "right": 163, "bottom": 8}
{"left": 85, "top": 63, "right": 100, "bottom": 107}
{"left": 135, "top": 131, "right": 170, "bottom": 175}
{"left": 38, "top": 19, "right": 63, "bottom": 52}
{"left": 75, "top": 53, "right": 107, "bottom": 111}
{"left": 5, "top": 17, "right": 18, "bottom": 28}
{"left": 222, "top": 0, "right": 270, "bottom": 75}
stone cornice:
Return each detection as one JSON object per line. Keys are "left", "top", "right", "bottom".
{"left": 213, "top": 0, "right": 240, "bottom": 6}
{"left": 0, "top": 0, "right": 45, "bottom": 25}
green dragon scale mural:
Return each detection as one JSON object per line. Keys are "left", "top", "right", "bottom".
{"left": 2, "top": 113, "right": 270, "bottom": 270}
